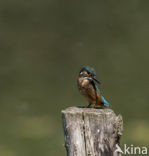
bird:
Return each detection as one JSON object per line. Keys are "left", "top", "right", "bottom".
{"left": 77, "top": 65, "right": 111, "bottom": 108}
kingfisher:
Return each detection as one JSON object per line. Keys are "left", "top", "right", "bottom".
{"left": 77, "top": 66, "right": 111, "bottom": 108}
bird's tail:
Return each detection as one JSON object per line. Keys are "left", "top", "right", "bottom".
{"left": 100, "top": 94, "right": 111, "bottom": 108}
{"left": 103, "top": 103, "right": 111, "bottom": 108}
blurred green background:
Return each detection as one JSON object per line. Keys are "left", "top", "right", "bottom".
{"left": 0, "top": 0, "right": 149, "bottom": 156}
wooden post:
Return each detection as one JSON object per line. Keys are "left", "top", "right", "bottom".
{"left": 62, "top": 107, "right": 123, "bottom": 156}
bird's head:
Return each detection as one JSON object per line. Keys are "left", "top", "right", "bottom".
{"left": 79, "top": 66, "right": 101, "bottom": 84}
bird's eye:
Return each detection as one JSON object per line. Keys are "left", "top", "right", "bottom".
{"left": 88, "top": 72, "right": 92, "bottom": 76}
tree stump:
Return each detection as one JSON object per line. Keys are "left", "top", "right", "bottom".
{"left": 62, "top": 107, "right": 123, "bottom": 156}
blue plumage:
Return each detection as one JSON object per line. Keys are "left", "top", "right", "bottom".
{"left": 95, "top": 83, "right": 111, "bottom": 107}
{"left": 100, "top": 94, "right": 111, "bottom": 107}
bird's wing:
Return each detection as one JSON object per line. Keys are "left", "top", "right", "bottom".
{"left": 95, "top": 85, "right": 111, "bottom": 107}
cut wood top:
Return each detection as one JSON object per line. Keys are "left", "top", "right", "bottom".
{"left": 62, "top": 106, "right": 116, "bottom": 115}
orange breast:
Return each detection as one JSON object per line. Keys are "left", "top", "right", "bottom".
{"left": 77, "top": 77, "right": 102, "bottom": 105}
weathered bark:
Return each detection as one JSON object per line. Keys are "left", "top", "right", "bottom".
{"left": 62, "top": 107, "right": 123, "bottom": 156}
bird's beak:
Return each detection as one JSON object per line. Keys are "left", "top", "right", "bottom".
{"left": 92, "top": 76, "right": 101, "bottom": 84}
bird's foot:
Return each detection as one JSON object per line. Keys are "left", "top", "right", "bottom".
{"left": 86, "top": 103, "right": 92, "bottom": 108}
